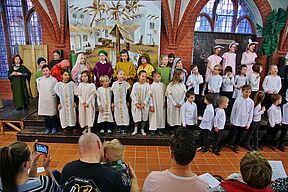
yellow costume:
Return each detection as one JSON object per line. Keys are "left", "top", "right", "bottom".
{"left": 114, "top": 61, "right": 136, "bottom": 86}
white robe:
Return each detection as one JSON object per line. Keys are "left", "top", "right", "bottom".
{"left": 130, "top": 82, "right": 151, "bottom": 122}
{"left": 232, "top": 75, "right": 247, "bottom": 98}
{"left": 111, "top": 81, "right": 130, "bottom": 126}
{"left": 37, "top": 76, "right": 57, "bottom": 116}
{"left": 76, "top": 83, "right": 96, "bottom": 128}
{"left": 205, "top": 55, "right": 222, "bottom": 82}
{"left": 166, "top": 82, "right": 187, "bottom": 126}
{"left": 241, "top": 51, "right": 257, "bottom": 74}
{"left": 149, "top": 82, "right": 166, "bottom": 130}
{"left": 222, "top": 52, "right": 236, "bottom": 74}
{"left": 96, "top": 87, "right": 114, "bottom": 123}
{"left": 54, "top": 81, "right": 77, "bottom": 128}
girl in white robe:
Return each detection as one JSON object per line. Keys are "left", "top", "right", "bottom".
{"left": 96, "top": 75, "right": 114, "bottom": 134}
{"left": 131, "top": 70, "right": 152, "bottom": 136}
{"left": 54, "top": 71, "right": 76, "bottom": 133}
{"left": 232, "top": 64, "right": 247, "bottom": 99}
{"left": 149, "top": 71, "right": 166, "bottom": 135}
{"left": 222, "top": 42, "right": 238, "bottom": 74}
{"left": 241, "top": 39, "right": 258, "bottom": 74}
{"left": 76, "top": 70, "right": 96, "bottom": 133}
{"left": 166, "top": 69, "right": 187, "bottom": 128}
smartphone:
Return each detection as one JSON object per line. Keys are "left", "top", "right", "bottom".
{"left": 35, "top": 143, "right": 49, "bottom": 154}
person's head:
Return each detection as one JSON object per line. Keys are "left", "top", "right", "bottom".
{"left": 213, "top": 45, "right": 224, "bottom": 55}
{"left": 160, "top": 54, "right": 168, "bottom": 67}
{"left": 204, "top": 94, "right": 214, "bottom": 105}
{"left": 252, "top": 63, "right": 262, "bottom": 74}
{"left": 224, "top": 66, "right": 233, "bottom": 75}
{"left": 53, "top": 50, "right": 61, "bottom": 60}
{"left": 120, "top": 49, "right": 129, "bottom": 62}
{"left": 240, "top": 152, "right": 272, "bottom": 189}
{"left": 152, "top": 70, "right": 161, "bottom": 83}
{"left": 186, "top": 91, "right": 195, "bottom": 103}
{"left": 37, "top": 57, "right": 47, "bottom": 68}
{"left": 171, "top": 69, "right": 184, "bottom": 84}
{"left": 81, "top": 70, "right": 92, "bottom": 83}
{"left": 41, "top": 64, "right": 51, "bottom": 78}
{"left": 238, "top": 64, "right": 247, "bottom": 75}
{"left": 138, "top": 70, "right": 147, "bottom": 83}
{"left": 213, "top": 64, "right": 222, "bottom": 75}
{"left": 168, "top": 53, "right": 175, "bottom": 64}
{"left": 173, "top": 58, "right": 182, "bottom": 69}
{"left": 169, "top": 128, "right": 196, "bottom": 166}
{"left": 76, "top": 53, "right": 87, "bottom": 65}
{"left": 271, "top": 94, "right": 282, "bottom": 106}
{"left": 100, "top": 75, "right": 109, "bottom": 87}
{"left": 269, "top": 65, "right": 278, "bottom": 75}
{"left": 191, "top": 64, "right": 199, "bottom": 74}
{"left": 116, "top": 69, "right": 125, "bottom": 82}
{"left": 242, "top": 85, "right": 252, "bottom": 98}
{"left": 78, "top": 133, "right": 104, "bottom": 161}
{"left": 138, "top": 53, "right": 151, "bottom": 66}
{"left": 254, "top": 91, "right": 265, "bottom": 107}
{"left": 218, "top": 96, "right": 229, "bottom": 109}
{"left": 247, "top": 43, "right": 256, "bottom": 52}
{"left": 98, "top": 50, "right": 108, "bottom": 62}
{"left": 61, "top": 70, "right": 71, "bottom": 83}
{"left": 103, "top": 139, "right": 124, "bottom": 162}
{"left": 228, "top": 42, "right": 238, "bottom": 53}
{"left": 12, "top": 55, "right": 23, "bottom": 66}
{"left": 59, "top": 59, "right": 70, "bottom": 69}
{"left": 0, "top": 141, "right": 31, "bottom": 192}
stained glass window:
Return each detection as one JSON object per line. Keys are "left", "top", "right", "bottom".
{"left": 195, "top": 16, "right": 212, "bottom": 32}
{"left": 29, "top": 12, "right": 42, "bottom": 45}
{"left": 26, "top": 0, "right": 33, "bottom": 10}
{"left": 215, "top": 0, "right": 234, "bottom": 32}
{"left": 201, "top": 0, "right": 215, "bottom": 17}
{"left": 0, "top": 17, "right": 9, "bottom": 78}
{"left": 236, "top": 18, "right": 253, "bottom": 34}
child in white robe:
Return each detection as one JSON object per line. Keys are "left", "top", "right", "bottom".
{"left": 247, "top": 63, "right": 262, "bottom": 99}
{"left": 181, "top": 91, "right": 197, "bottom": 132}
{"left": 241, "top": 39, "right": 258, "bottom": 74}
{"left": 76, "top": 70, "right": 96, "bottom": 133}
{"left": 54, "top": 70, "right": 76, "bottom": 134}
{"left": 232, "top": 64, "right": 247, "bottom": 99}
{"left": 221, "top": 66, "right": 234, "bottom": 117}
{"left": 131, "top": 70, "right": 152, "bottom": 136}
{"left": 149, "top": 71, "right": 166, "bottom": 135}
{"left": 166, "top": 69, "right": 187, "bottom": 130}
{"left": 208, "top": 64, "right": 222, "bottom": 106}
{"left": 97, "top": 75, "right": 114, "bottom": 134}
{"left": 111, "top": 69, "right": 130, "bottom": 136}
{"left": 222, "top": 42, "right": 238, "bottom": 74}
{"left": 37, "top": 65, "right": 58, "bottom": 134}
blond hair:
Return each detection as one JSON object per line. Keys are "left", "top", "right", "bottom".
{"left": 214, "top": 64, "right": 222, "bottom": 71}
{"left": 160, "top": 54, "right": 168, "bottom": 60}
{"left": 240, "top": 152, "right": 272, "bottom": 189}
{"left": 218, "top": 96, "right": 229, "bottom": 105}
{"left": 103, "top": 139, "right": 124, "bottom": 160}
{"left": 100, "top": 75, "right": 109, "bottom": 83}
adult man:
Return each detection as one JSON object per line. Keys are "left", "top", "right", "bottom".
{"left": 60, "top": 133, "right": 137, "bottom": 192}
{"left": 142, "top": 128, "right": 209, "bottom": 192}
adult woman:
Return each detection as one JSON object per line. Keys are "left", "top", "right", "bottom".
{"left": 0, "top": 141, "right": 59, "bottom": 191}
{"left": 8, "top": 55, "right": 32, "bottom": 110}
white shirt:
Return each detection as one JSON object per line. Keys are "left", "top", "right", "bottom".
{"left": 186, "top": 73, "right": 203, "bottom": 94}
{"left": 208, "top": 74, "right": 222, "bottom": 93}
{"left": 181, "top": 101, "right": 197, "bottom": 127}
{"left": 231, "top": 97, "right": 254, "bottom": 127}
{"left": 267, "top": 104, "right": 282, "bottom": 127}
{"left": 247, "top": 72, "right": 260, "bottom": 91}
{"left": 282, "top": 103, "right": 288, "bottom": 124}
{"left": 222, "top": 75, "right": 234, "bottom": 92}
{"left": 262, "top": 75, "right": 281, "bottom": 94}
{"left": 253, "top": 104, "right": 264, "bottom": 122}
{"left": 214, "top": 108, "right": 226, "bottom": 130}
{"left": 199, "top": 104, "right": 214, "bottom": 131}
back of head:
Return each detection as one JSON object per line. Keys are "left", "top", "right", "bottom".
{"left": 78, "top": 133, "right": 102, "bottom": 156}
{"left": 240, "top": 152, "right": 272, "bottom": 189}
{"left": 169, "top": 128, "right": 196, "bottom": 165}
{"left": 0, "top": 141, "right": 30, "bottom": 192}
{"left": 103, "top": 139, "right": 124, "bottom": 161}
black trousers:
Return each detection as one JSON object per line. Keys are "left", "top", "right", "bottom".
{"left": 212, "top": 129, "right": 222, "bottom": 151}
{"left": 279, "top": 124, "right": 288, "bottom": 146}
{"left": 186, "top": 124, "right": 196, "bottom": 132}
{"left": 200, "top": 129, "right": 210, "bottom": 149}
{"left": 99, "top": 122, "right": 113, "bottom": 131}
{"left": 44, "top": 115, "right": 58, "bottom": 129}
{"left": 229, "top": 125, "right": 245, "bottom": 147}
{"left": 244, "top": 121, "right": 260, "bottom": 147}
{"left": 260, "top": 124, "right": 281, "bottom": 147}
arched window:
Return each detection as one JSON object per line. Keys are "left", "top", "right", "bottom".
{"left": 26, "top": 0, "right": 34, "bottom": 10}
{"left": 0, "top": 17, "right": 9, "bottom": 78}
{"left": 195, "top": 0, "right": 255, "bottom": 34}
{"left": 29, "top": 12, "right": 42, "bottom": 45}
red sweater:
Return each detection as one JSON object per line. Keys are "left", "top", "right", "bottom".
{"left": 220, "top": 180, "right": 273, "bottom": 192}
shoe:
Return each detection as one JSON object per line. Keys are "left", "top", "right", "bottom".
{"left": 82, "top": 128, "right": 88, "bottom": 134}
{"left": 259, "top": 144, "right": 264, "bottom": 150}
{"left": 72, "top": 129, "right": 78, "bottom": 134}
{"left": 244, "top": 144, "right": 253, "bottom": 151}
{"left": 62, "top": 128, "right": 67, "bottom": 134}
{"left": 202, "top": 147, "right": 209, "bottom": 154}
{"left": 132, "top": 127, "right": 138, "bottom": 136}
{"left": 212, "top": 149, "right": 220, "bottom": 156}
{"left": 233, "top": 146, "right": 239, "bottom": 153}
{"left": 121, "top": 130, "right": 127, "bottom": 136}
{"left": 51, "top": 128, "right": 57, "bottom": 134}
{"left": 158, "top": 130, "right": 164, "bottom": 136}
{"left": 278, "top": 145, "right": 286, "bottom": 152}
{"left": 150, "top": 130, "right": 156, "bottom": 136}
{"left": 107, "top": 129, "right": 112, "bottom": 134}
{"left": 141, "top": 129, "right": 147, "bottom": 136}
{"left": 196, "top": 147, "right": 202, "bottom": 151}
{"left": 44, "top": 128, "right": 51, "bottom": 134}
{"left": 100, "top": 129, "right": 105, "bottom": 134}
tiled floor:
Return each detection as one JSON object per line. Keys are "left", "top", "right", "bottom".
{"left": 1, "top": 133, "right": 288, "bottom": 189}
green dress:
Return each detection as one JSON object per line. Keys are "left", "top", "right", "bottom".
{"left": 156, "top": 66, "right": 171, "bottom": 86}
{"left": 8, "top": 65, "right": 32, "bottom": 109}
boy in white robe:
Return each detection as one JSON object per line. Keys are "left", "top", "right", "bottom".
{"left": 181, "top": 91, "right": 197, "bottom": 132}
{"left": 37, "top": 65, "right": 58, "bottom": 134}
{"left": 97, "top": 75, "right": 114, "bottom": 134}
{"left": 149, "top": 71, "right": 166, "bottom": 135}
{"left": 111, "top": 69, "right": 131, "bottom": 136}
{"left": 131, "top": 70, "right": 152, "bottom": 136}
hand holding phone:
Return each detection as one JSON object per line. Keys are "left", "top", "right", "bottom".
{"left": 35, "top": 143, "right": 49, "bottom": 154}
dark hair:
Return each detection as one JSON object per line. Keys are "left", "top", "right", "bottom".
{"left": 12, "top": 55, "right": 23, "bottom": 65}
{"left": 120, "top": 49, "right": 130, "bottom": 61}
{"left": 186, "top": 91, "right": 195, "bottom": 98}
{"left": 81, "top": 70, "right": 93, "bottom": 83}
{"left": 271, "top": 94, "right": 282, "bottom": 103}
{"left": 138, "top": 53, "right": 151, "bottom": 66}
{"left": 138, "top": 70, "right": 147, "bottom": 77}
{"left": 169, "top": 128, "right": 196, "bottom": 165}
{"left": 0, "top": 141, "right": 30, "bottom": 192}
{"left": 152, "top": 70, "right": 160, "bottom": 77}
{"left": 254, "top": 91, "right": 265, "bottom": 107}
{"left": 224, "top": 66, "right": 233, "bottom": 73}
{"left": 41, "top": 64, "right": 50, "bottom": 71}
{"left": 252, "top": 63, "right": 262, "bottom": 73}
{"left": 238, "top": 64, "right": 247, "bottom": 75}
{"left": 242, "top": 84, "right": 252, "bottom": 92}
{"left": 190, "top": 64, "right": 198, "bottom": 71}
{"left": 61, "top": 70, "right": 71, "bottom": 82}
{"left": 168, "top": 53, "right": 175, "bottom": 59}
{"left": 53, "top": 49, "right": 61, "bottom": 56}
{"left": 205, "top": 94, "right": 214, "bottom": 104}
